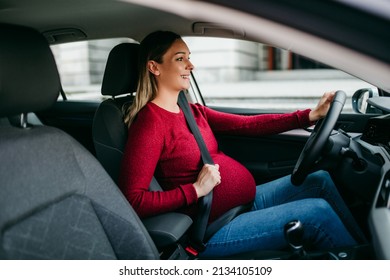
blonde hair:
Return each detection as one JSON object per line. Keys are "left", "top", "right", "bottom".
{"left": 124, "top": 31, "right": 181, "bottom": 127}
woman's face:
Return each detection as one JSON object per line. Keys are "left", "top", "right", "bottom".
{"left": 150, "top": 39, "right": 194, "bottom": 93}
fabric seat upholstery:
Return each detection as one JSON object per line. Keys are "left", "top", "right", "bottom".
{"left": 92, "top": 42, "right": 165, "bottom": 193}
{"left": 0, "top": 24, "right": 159, "bottom": 260}
{"left": 92, "top": 43, "right": 139, "bottom": 184}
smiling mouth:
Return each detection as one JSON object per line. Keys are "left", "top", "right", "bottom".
{"left": 181, "top": 75, "right": 189, "bottom": 79}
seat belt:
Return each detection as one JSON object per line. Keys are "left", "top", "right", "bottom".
{"left": 178, "top": 90, "right": 213, "bottom": 254}
{"left": 178, "top": 91, "right": 253, "bottom": 256}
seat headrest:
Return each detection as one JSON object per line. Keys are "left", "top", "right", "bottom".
{"left": 0, "top": 24, "right": 61, "bottom": 118}
{"left": 101, "top": 42, "right": 140, "bottom": 97}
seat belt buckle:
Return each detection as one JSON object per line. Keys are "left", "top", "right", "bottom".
{"left": 185, "top": 238, "right": 206, "bottom": 257}
{"left": 185, "top": 245, "right": 199, "bottom": 257}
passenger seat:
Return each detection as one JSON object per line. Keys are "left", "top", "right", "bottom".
{"left": 0, "top": 23, "right": 159, "bottom": 260}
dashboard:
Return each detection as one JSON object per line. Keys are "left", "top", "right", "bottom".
{"left": 361, "top": 114, "right": 390, "bottom": 152}
{"left": 359, "top": 114, "right": 390, "bottom": 259}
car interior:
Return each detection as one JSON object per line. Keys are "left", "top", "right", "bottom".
{"left": 0, "top": 0, "right": 389, "bottom": 260}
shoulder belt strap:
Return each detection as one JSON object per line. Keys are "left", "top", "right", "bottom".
{"left": 178, "top": 90, "right": 213, "bottom": 252}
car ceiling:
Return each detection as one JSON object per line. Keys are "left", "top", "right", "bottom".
{"left": 0, "top": 0, "right": 389, "bottom": 92}
{"left": 0, "top": 0, "right": 193, "bottom": 42}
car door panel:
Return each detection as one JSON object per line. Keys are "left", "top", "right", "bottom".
{"left": 216, "top": 131, "right": 308, "bottom": 185}
{"left": 210, "top": 105, "right": 376, "bottom": 185}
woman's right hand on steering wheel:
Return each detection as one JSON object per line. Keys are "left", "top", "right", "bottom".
{"left": 193, "top": 164, "right": 221, "bottom": 198}
{"left": 309, "top": 91, "right": 335, "bottom": 122}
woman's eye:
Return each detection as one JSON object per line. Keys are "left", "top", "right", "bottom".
{"left": 176, "top": 56, "right": 190, "bottom": 62}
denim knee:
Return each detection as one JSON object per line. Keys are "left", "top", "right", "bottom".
{"left": 304, "top": 198, "right": 335, "bottom": 221}
{"left": 306, "top": 170, "right": 332, "bottom": 185}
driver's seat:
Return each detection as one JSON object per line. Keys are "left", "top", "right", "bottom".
{"left": 91, "top": 42, "right": 276, "bottom": 258}
{"left": 92, "top": 42, "right": 139, "bottom": 184}
{"left": 92, "top": 42, "right": 193, "bottom": 256}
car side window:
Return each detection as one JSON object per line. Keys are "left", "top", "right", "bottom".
{"left": 51, "top": 38, "right": 135, "bottom": 101}
{"left": 184, "top": 37, "right": 375, "bottom": 113}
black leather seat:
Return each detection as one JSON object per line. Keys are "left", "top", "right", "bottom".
{"left": 0, "top": 24, "right": 159, "bottom": 259}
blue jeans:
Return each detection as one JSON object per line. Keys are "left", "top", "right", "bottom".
{"left": 200, "top": 170, "right": 365, "bottom": 258}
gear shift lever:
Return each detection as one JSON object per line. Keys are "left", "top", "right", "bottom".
{"left": 284, "top": 220, "right": 307, "bottom": 258}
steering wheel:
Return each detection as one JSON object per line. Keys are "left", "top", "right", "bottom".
{"left": 291, "top": 90, "right": 346, "bottom": 186}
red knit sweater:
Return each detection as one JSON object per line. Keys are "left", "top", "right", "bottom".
{"left": 118, "top": 102, "right": 312, "bottom": 222}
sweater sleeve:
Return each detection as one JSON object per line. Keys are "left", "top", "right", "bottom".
{"left": 199, "top": 104, "right": 313, "bottom": 136}
{"left": 118, "top": 109, "right": 198, "bottom": 218}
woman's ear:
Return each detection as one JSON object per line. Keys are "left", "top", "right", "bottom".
{"left": 147, "top": 61, "right": 160, "bottom": 76}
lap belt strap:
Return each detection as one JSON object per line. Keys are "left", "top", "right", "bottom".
{"left": 178, "top": 90, "right": 213, "bottom": 253}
